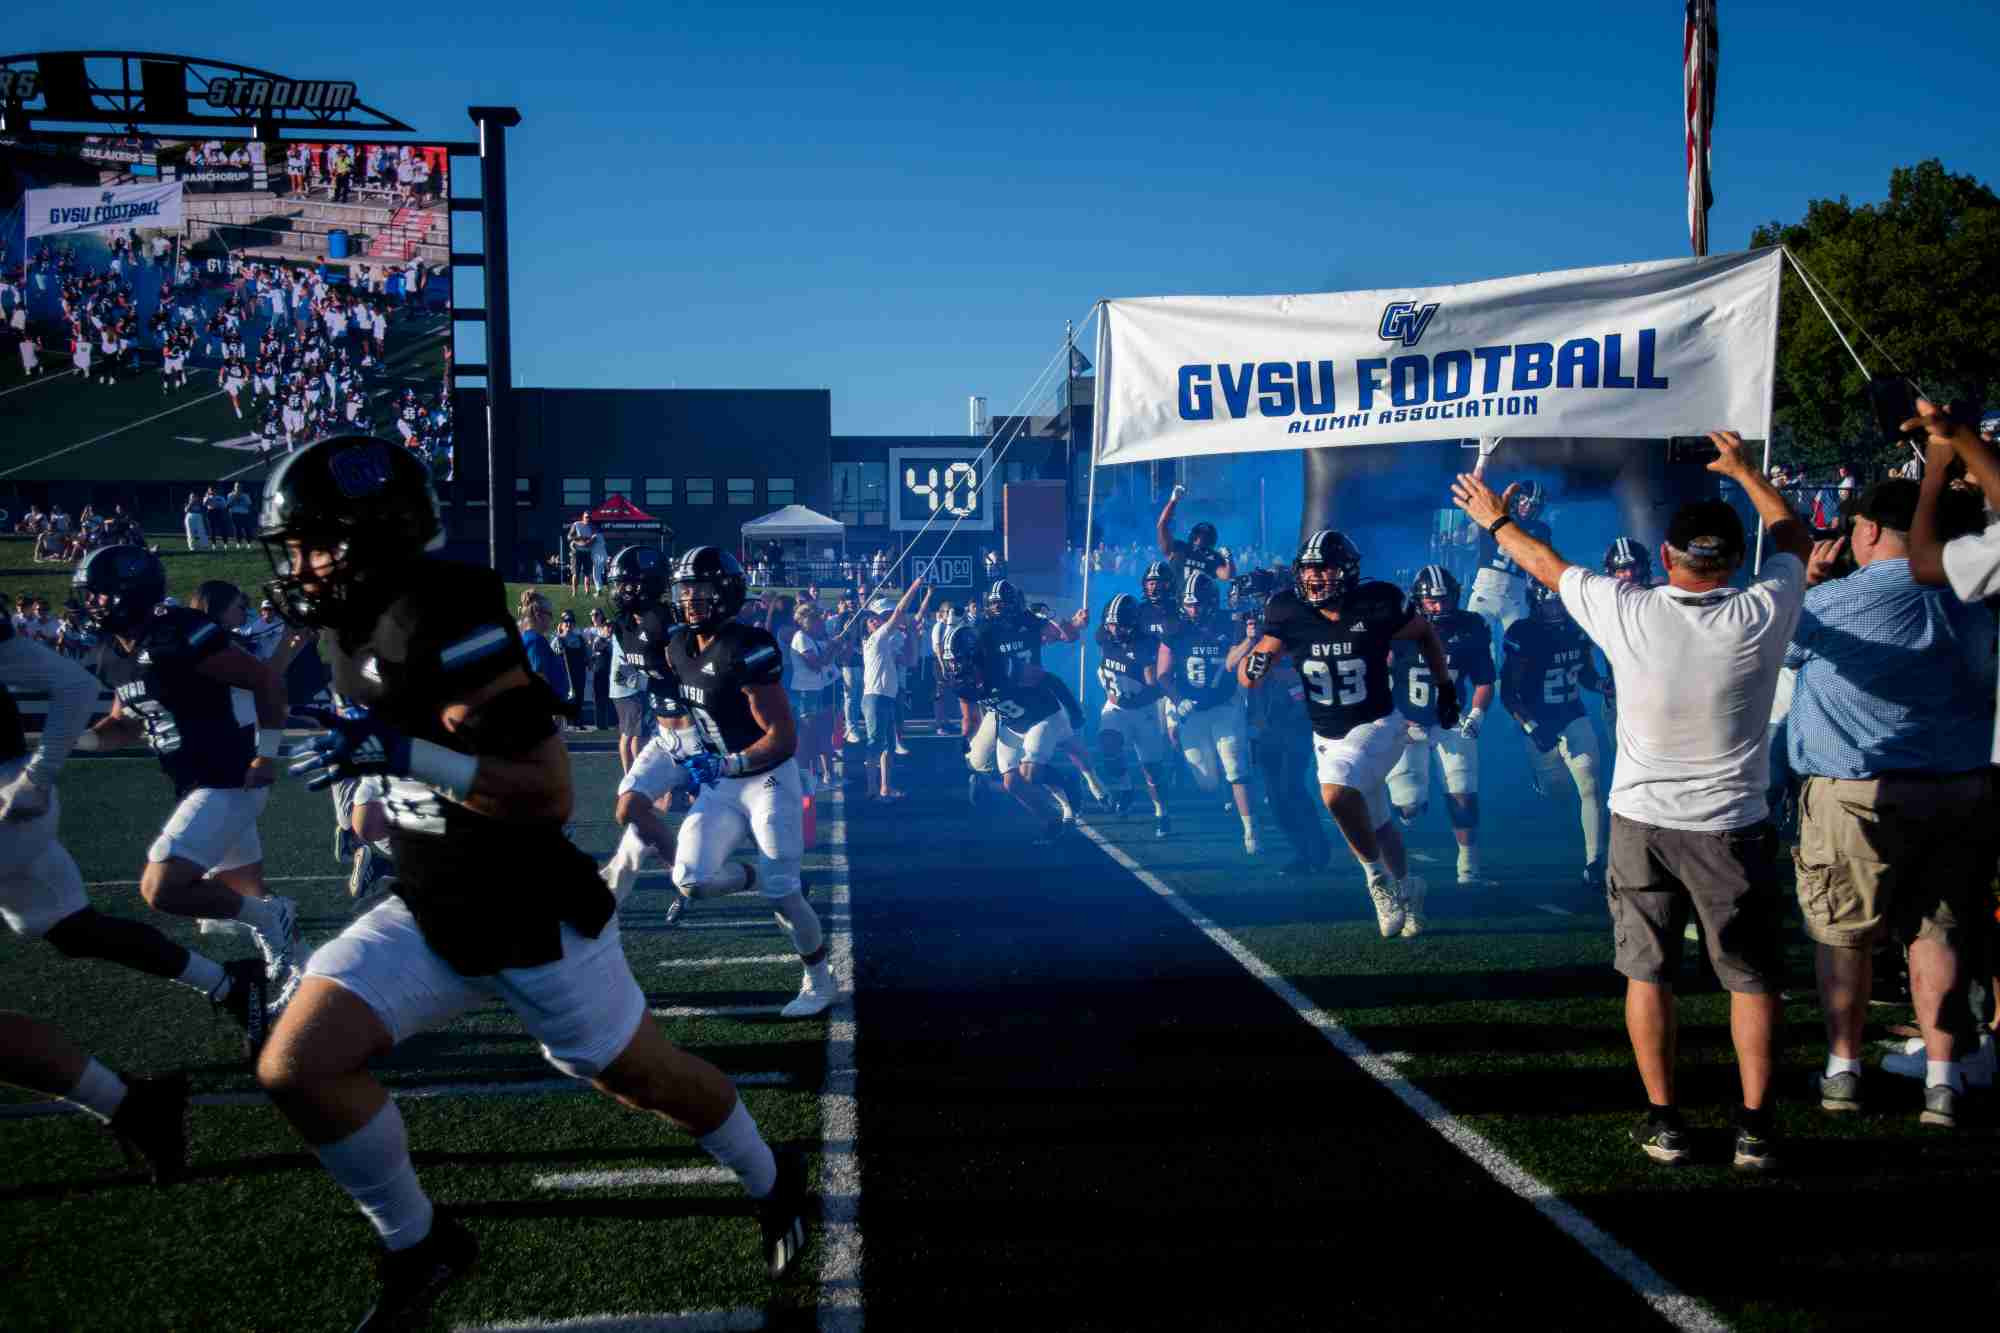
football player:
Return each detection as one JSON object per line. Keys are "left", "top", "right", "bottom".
{"left": 1465, "top": 479, "right": 1552, "bottom": 657}
{"left": 1095, "top": 593, "right": 1173, "bottom": 837}
{"left": 662, "top": 546, "right": 837, "bottom": 1020}
{"left": 969, "top": 580, "right": 1093, "bottom": 823}
{"left": 3, "top": 601, "right": 270, "bottom": 1064}
{"left": 1604, "top": 537, "right": 1654, "bottom": 586}
{"left": 1136, "top": 560, "right": 1181, "bottom": 640}
{"left": 71, "top": 547, "right": 302, "bottom": 1015}
{"left": 257, "top": 442, "right": 806, "bottom": 1328}
{"left": 1166, "top": 572, "right": 1258, "bottom": 854}
{"left": 1239, "top": 530, "right": 1454, "bottom": 938}
{"left": 598, "top": 546, "right": 693, "bottom": 904}
{"left": 1499, "top": 580, "right": 1607, "bottom": 890}
{"left": 1156, "top": 483, "right": 1234, "bottom": 580}
{"left": 1385, "top": 566, "right": 1497, "bottom": 887}
{"left": 944, "top": 620, "right": 1076, "bottom": 843}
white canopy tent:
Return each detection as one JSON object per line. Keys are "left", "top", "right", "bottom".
{"left": 741, "top": 504, "right": 846, "bottom": 545}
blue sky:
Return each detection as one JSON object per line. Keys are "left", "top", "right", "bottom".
{"left": 14, "top": 2, "right": 1999, "bottom": 434}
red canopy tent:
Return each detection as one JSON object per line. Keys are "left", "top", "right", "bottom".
{"left": 581, "top": 494, "right": 671, "bottom": 542}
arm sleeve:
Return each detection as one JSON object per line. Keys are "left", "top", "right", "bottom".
{"left": 0, "top": 637, "right": 103, "bottom": 788}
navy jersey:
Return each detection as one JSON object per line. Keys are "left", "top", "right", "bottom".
{"left": 615, "top": 609, "right": 686, "bottom": 721}
{"left": 100, "top": 606, "right": 253, "bottom": 798}
{"left": 0, "top": 680, "right": 25, "bottom": 764}
{"left": 1501, "top": 616, "right": 1595, "bottom": 746}
{"left": 1169, "top": 540, "right": 1231, "bottom": 580}
{"left": 1392, "top": 609, "right": 1494, "bottom": 727}
{"left": 1134, "top": 597, "right": 1181, "bottom": 646}
{"left": 327, "top": 557, "right": 607, "bottom": 976}
{"left": 976, "top": 612, "right": 1045, "bottom": 687}
{"left": 957, "top": 670, "right": 1064, "bottom": 729}
{"left": 1097, "top": 633, "right": 1161, "bottom": 710}
{"left": 1261, "top": 582, "right": 1411, "bottom": 738}
{"left": 1175, "top": 615, "right": 1239, "bottom": 711}
{"left": 665, "top": 621, "right": 784, "bottom": 760}
{"left": 1477, "top": 516, "right": 1552, "bottom": 580}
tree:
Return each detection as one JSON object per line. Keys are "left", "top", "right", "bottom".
{"left": 1751, "top": 159, "right": 2000, "bottom": 477}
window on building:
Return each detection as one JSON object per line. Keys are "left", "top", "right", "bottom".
{"left": 768, "top": 476, "right": 795, "bottom": 506}
{"left": 858, "top": 461, "right": 886, "bottom": 526}
{"left": 602, "top": 477, "right": 632, "bottom": 501}
{"left": 726, "top": 477, "right": 756, "bottom": 506}
{"left": 562, "top": 477, "right": 590, "bottom": 508}
{"left": 644, "top": 477, "right": 673, "bottom": 507}
{"left": 685, "top": 477, "right": 714, "bottom": 506}
{"left": 516, "top": 476, "right": 534, "bottom": 508}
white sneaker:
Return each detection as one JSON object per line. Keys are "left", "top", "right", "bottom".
{"left": 1082, "top": 771, "right": 1109, "bottom": 805}
{"left": 1398, "top": 875, "right": 1428, "bottom": 938}
{"left": 1366, "top": 878, "right": 1406, "bottom": 939}
{"left": 780, "top": 966, "right": 837, "bottom": 1019}
{"left": 248, "top": 895, "right": 302, "bottom": 992}
{"left": 1881, "top": 1032, "right": 1996, "bottom": 1089}
{"left": 197, "top": 916, "right": 248, "bottom": 937}
{"left": 1243, "top": 828, "right": 1262, "bottom": 856}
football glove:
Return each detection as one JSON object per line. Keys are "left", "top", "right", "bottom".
{"left": 1456, "top": 707, "right": 1484, "bottom": 741}
{"left": 678, "top": 751, "right": 724, "bottom": 789}
{"left": 1243, "top": 649, "right": 1271, "bottom": 682}
{"left": 290, "top": 705, "right": 413, "bottom": 792}
{"left": 1434, "top": 679, "right": 1461, "bottom": 732}
{"left": 1173, "top": 697, "right": 1200, "bottom": 720}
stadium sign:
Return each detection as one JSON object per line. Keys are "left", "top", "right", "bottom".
{"left": 0, "top": 68, "right": 36, "bottom": 100}
{"left": 204, "top": 78, "right": 357, "bottom": 113}
{"left": 24, "top": 180, "right": 183, "bottom": 237}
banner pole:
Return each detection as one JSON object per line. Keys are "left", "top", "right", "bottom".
{"left": 1078, "top": 302, "right": 1105, "bottom": 704}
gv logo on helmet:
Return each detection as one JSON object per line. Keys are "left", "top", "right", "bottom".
{"left": 328, "top": 444, "right": 392, "bottom": 499}
{"left": 1378, "top": 301, "right": 1441, "bottom": 348}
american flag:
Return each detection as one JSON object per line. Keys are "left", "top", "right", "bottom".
{"left": 1685, "top": 1, "right": 1719, "bottom": 256}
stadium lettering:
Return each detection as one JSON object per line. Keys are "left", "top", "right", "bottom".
{"left": 0, "top": 69, "right": 39, "bottom": 100}
{"left": 1177, "top": 331, "right": 1668, "bottom": 423}
{"left": 205, "top": 78, "right": 358, "bottom": 112}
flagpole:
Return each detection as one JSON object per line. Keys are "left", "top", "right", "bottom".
{"left": 1078, "top": 305, "right": 1104, "bottom": 704}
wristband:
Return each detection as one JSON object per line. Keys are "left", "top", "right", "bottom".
{"left": 408, "top": 739, "right": 479, "bottom": 803}
{"left": 256, "top": 730, "right": 283, "bottom": 759}
{"left": 723, "top": 752, "right": 749, "bottom": 778}
{"left": 1486, "top": 514, "right": 1514, "bottom": 536}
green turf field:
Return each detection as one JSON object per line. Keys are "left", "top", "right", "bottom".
{"left": 2, "top": 730, "right": 1993, "bottom": 1331}
{"left": 0, "top": 312, "right": 446, "bottom": 485}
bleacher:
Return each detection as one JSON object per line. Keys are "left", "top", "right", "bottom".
{"left": 182, "top": 192, "right": 449, "bottom": 269}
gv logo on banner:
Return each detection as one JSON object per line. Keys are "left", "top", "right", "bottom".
{"left": 1378, "top": 301, "right": 1441, "bottom": 347}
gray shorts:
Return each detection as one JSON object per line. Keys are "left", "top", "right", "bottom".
{"left": 1605, "top": 814, "right": 1783, "bottom": 994}
{"left": 614, "top": 695, "right": 652, "bottom": 740}
{"left": 792, "top": 685, "right": 832, "bottom": 719}
{"left": 863, "top": 694, "right": 899, "bottom": 754}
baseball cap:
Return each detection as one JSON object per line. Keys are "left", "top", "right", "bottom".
{"left": 866, "top": 598, "right": 895, "bottom": 616}
{"left": 1664, "top": 499, "right": 1745, "bottom": 564}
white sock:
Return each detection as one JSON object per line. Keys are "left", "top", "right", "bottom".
{"left": 1825, "top": 1054, "right": 1863, "bottom": 1079}
{"left": 176, "top": 952, "right": 228, "bottom": 999}
{"left": 1239, "top": 813, "right": 1255, "bottom": 836}
{"left": 1927, "top": 1059, "right": 1964, "bottom": 1092}
{"left": 315, "top": 1102, "right": 435, "bottom": 1252}
{"left": 1457, "top": 845, "right": 1478, "bottom": 877}
{"left": 772, "top": 892, "right": 823, "bottom": 959}
{"left": 1359, "top": 857, "right": 1390, "bottom": 886}
{"left": 233, "top": 893, "right": 283, "bottom": 934}
{"left": 698, "top": 1097, "right": 777, "bottom": 1198}
{"left": 1151, "top": 795, "right": 1166, "bottom": 817}
{"left": 66, "top": 1058, "right": 128, "bottom": 1124}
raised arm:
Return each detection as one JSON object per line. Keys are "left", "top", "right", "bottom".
{"left": 1156, "top": 485, "right": 1183, "bottom": 556}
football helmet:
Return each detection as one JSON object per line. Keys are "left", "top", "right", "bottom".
{"left": 608, "top": 545, "right": 668, "bottom": 614}
{"left": 1141, "top": 561, "right": 1174, "bottom": 606}
{"left": 1603, "top": 537, "right": 1652, "bottom": 583}
{"left": 941, "top": 623, "right": 983, "bottom": 690}
{"left": 257, "top": 436, "right": 441, "bottom": 631}
{"left": 1512, "top": 480, "right": 1547, "bottom": 520}
{"left": 671, "top": 546, "right": 747, "bottom": 632}
{"left": 986, "top": 578, "right": 1025, "bottom": 619}
{"left": 73, "top": 545, "right": 168, "bottom": 635}
{"left": 1181, "top": 570, "right": 1220, "bottom": 621}
{"left": 1102, "top": 592, "right": 1141, "bottom": 643}
{"left": 1528, "top": 578, "right": 1566, "bottom": 623}
{"left": 1294, "top": 529, "right": 1361, "bottom": 608}
{"left": 1410, "top": 564, "right": 1461, "bottom": 618}
{"left": 1189, "top": 521, "right": 1219, "bottom": 552}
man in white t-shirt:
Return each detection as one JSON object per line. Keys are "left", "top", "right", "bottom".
{"left": 1452, "top": 430, "right": 1810, "bottom": 1173}
{"left": 859, "top": 580, "right": 927, "bottom": 800}
{"left": 1910, "top": 397, "right": 2000, "bottom": 764}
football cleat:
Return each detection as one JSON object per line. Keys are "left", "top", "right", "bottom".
{"left": 1153, "top": 813, "right": 1171, "bottom": 840}
{"left": 661, "top": 892, "right": 688, "bottom": 929}
{"left": 1398, "top": 875, "right": 1428, "bottom": 938}
{"left": 348, "top": 842, "right": 396, "bottom": 903}
{"left": 758, "top": 1150, "right": 809, "bottom": 1280}
{"left": 108, "top": 1071, "right": 190, "bottom": 1185}
{"left": 353, "top": 1212, "right": 478, "bottom": 1332}
{"left": 780, "top": 965, "right": 837, "bottom": 1019}
{"left": 214, "top": 957, "right": 271, "bottom": 1059}
{"left": 1631, "top": 1113, "right": 1691, "bottom": 1166}
{"left": 1366, "top": 878, "right": 1406, "bottom": 939}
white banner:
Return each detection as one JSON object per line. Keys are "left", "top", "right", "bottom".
{"left": 24, "top": 181, "right": 184, "bottom": 240}
{"left": 1093, "top": 248, "right": 1781, "bottom": 465}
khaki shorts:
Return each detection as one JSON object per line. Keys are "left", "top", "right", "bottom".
{"left": 1792, "top": 772, "right": 1993, "bottom": 949}
{"left": 1606, "top": 814, "right": 1783, "bottom": 994}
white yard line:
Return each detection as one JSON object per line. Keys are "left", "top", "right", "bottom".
{"left": 1075, "top": 821, "right": 1732, "bottom": 1333}
{"left": 458, "top": 1310, "right": 767, "bottom": 1332}
{"left": 658, "top": 955, "right": 795, "bottom": 969}
{"left": 532, "top": 1166, "right": 735, "bottom": 1191}
{"left": 0, "top": 1072, "right": 793, "bottom": 1121}
{"left": 1536, "top": 903, "right": 1576, "bottom": 917}
{"left": 649, "top": 1005, "right": 783, "bottom": 1020}
{"left": 816, "top": 796, "right": 864, "bottom": 1333}
{"left": 0, "top": 368, "right": 79, "bottom": 397}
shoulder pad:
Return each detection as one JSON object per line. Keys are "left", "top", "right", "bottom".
{"left": 1349, "top": 581, "right": 1410, "bottom": 623}
{"left": 732, "top": 626, "right": 785, "bottom": 685}
{"left": 140, "top": 607, "right": 227, "bottom": 666}
{"left": 1262, "top": 589, "right": 1302, "bottom": 624}
{"left": 1502, "top": 621, "right": 1532, "bottom": 651}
